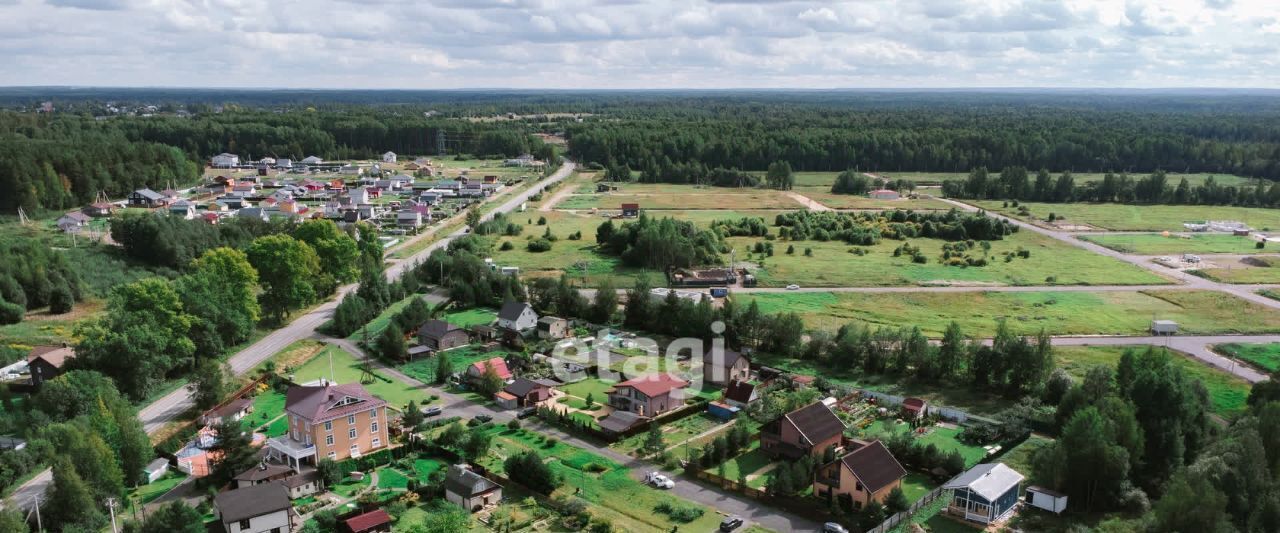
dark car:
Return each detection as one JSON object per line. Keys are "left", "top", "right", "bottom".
{"left": 719, "top": 516, "right": 744, "bottom": 532}
{"left": 516, "top": 407, "right": 538, "bottom": 419}
{"left": 474, "top": 414, "right": 493, "bottom": 423}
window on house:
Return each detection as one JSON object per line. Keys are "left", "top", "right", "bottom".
{"left": 350, "top": 444, "right": 359, "bottom": 454}
{"left": 348, "top": 414, "right": 355, "bottom": 425}
{"left": 349, "top": 429, "right": 357, "bottom": 439}
{"left": 326, "top": 435, "right": 334, "bottom": 446}
{"left": 369, "top": 408, "right": 377, "bottom": 419}
{"left": 855, "top": 482, "right": 864, "bottom": 492}
{"left": 371, "top": 422, "right": 379, "bottom": 433}
{"left": 327, "top": 451, "right": 336, "bottom": 459}
{"left": 372, "top": 437, "right": 381, "bottom": 448}
{"left": 324, "top": 421, "right": 332, "bottom": 431}
{"left": 239, "top": 520, "right": 251, "bottom": 530}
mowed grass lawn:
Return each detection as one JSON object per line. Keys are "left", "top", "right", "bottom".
{"left": 476, "top": 425, "right": 723, "bottom": 532}
{"left": 1192, "top": 258, "right": 1280, "bottom": 284}
{"left": 900, "top": 472, "right": 938, "bottom": 503}
{"left": 740, "top": 289, "right": 1280, "bottom": 338}
{"left": 291, "top": 345, "right": 426, "bottom": 409}
{"left": 615, "top": 414, "right": 724, "bottom": 453}
{"left": 559, "top": 378, "right": 617, "bottom": 402}
{"left": 556, "top": 183, "right": 805, "bottom": 210}
{"left": 397, "top": 346, "right": 508, "bottom": 384}
{"left": 1055, "top": 346, "right": 1250, "bottom": 415}
{"left": 132, "top": 472, "right": 187, "bottom": 504}
{"left": 791, "top": 186, "right": 954, "bottom": 210}
{"left": 443, "top": 308, "right": 497, "bottom": 327}
{"left": 242, "top": 390, "right": 286, "bottom": 431}
{"left": 861, "top": 420, "right": 987, "bottom": 468}
{"left": 376, "top": 467, "right": 410, "bottom": 490}
{"left": 1216, "top": 343, "right": 1280, "bottom": 372}
{"left": 488, "top": 210, "right": 666, "bottom": 287}
{"left": 973, "top": 200, "right": 1280, "bottom": 232}
{"left": 1080, "top": 233, "right": 1269, "bottom": 255}
{"left": 730, "top": 230, "right": 1167, "bottom": 288}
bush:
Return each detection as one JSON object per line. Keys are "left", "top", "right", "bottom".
{"left": 507, "top": 420, "right": 521, "bottom": 430}
{"left": 537, "top": 216, "right": 547, "bottom": 225}
{"left": 0, "top": 300, "right": 21, "bottom": 325}
{"left": 654, "top": 501, "right": 705, "bottom": 523}
{"left": 500, "top": 241, "right": 515, "bottom": 251}
{"left": 527, "top": 239, "right": 552, "bottom": 252}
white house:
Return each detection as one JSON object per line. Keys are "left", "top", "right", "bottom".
{"left": 258, "top": 157, "right": 276, "bottom": 166}
{"left": 339, "top": 164, "right": 363, "bottom": 176}
{"left": 397, "top": 211, "right": 423, "bottom": 229}
{"left": 497, "top": 301, "right": 538, "bottom": 333}
{"left": 276, "top": 158, "right": 293, "bottom": 169}
{"left": 214, "top": 483, "right": 294, "bottom": 533}
{"left": 300, "top": 156, "right": 324, "bottom": 165}
{"left": 445, "top": 465, "right": 503, "bottom": 513}
{"left": 1026, "top": 485, "right": 1068, "bottom": 514}
{"left": 382, "top": 151, "right": 397, "bottom": 163}
{"left": 169, "top": 200, "right": 197, "bottom": 220}
{"left": 212, "top": 153, "right": 241, "bottom": 168}
{"left": 143, "top": 458, "right": 170, "bottom": 484}
{"left": 350, "top": 187, "right": 370, "bottom": 205}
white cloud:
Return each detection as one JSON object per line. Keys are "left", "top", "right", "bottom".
{"left": 0, "top": 0, "right": 1276, "bottom": 88}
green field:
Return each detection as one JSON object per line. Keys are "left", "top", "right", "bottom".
{"left": 1215, "top": 343, "right": 1280, "bottom": 372}
{"left": 791, "top": 186, "right": 953, "bottom": 210}
{"left": 131, "top": 472, "right": 187, "bottom": 505}
{"left": 996, "top": 435, "right": 1054, "bottom": 484}
{"left": 1055, "top": 346, "right": 1250, "bottom": 415}
{"left": 739, "top": 289, "right": 1280, "bottom": 337}
{"left": 861, "top": 420, "right": 987, "bottom": 468}
{"left": 973, "top": 200, "right": 1280, "bottom": 232}
{"left": 555, "top": 183, "right": 805, "bottom": 210}
{"left": 242, "top": 390, "right": 286, "bottom": 431}
{"left": 397, "top": 345, "right": 508, "bottom": 384}
{"left": 291, "top": 345, "right": 426, "bottom": 408}
{"left": 559, "top": 378, "right": 617, "bottom": 402}
{"left": 476, "top": 425, "right": 723, "bottom": 532}
{"left": 330, "top": 474, "right": 371, "bottom": 497}
{"left": 1191, "top": 258, "right": 1280, "bottom": 283}
{"left": 413, "top": 458, "right": 445, "bottom": 480}
{"left": 488, "top": 210, "right": 666, "bottom": 287}
{"left": 900, "top": 472, "right": 938, "bottom": 503}
{"left": 733, "top": 230, "right": 1168, "bottom": 288}
{"left": 615, "top": 414, "right": 724, "bottom": 454}
{"left": 1080, "top": 233, "right": 1268, "bottom": 255}
{"left": 443, "top": 308, "right": 497, "bottom": 327}
{"left": 376, "top": 467, "right": 410, "bottom": 490}
{"left": 712, "top": 441, "right": 771, "bottom": 485}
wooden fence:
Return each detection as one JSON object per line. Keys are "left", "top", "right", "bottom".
{"left": 866, "top": 486, "right": 945, "bottom": 533}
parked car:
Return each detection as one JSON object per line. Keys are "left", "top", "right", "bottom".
{"left": 516, "top": 407, "right": 538, "bottom": 419}
{"left": 823, "top": 523, "right": 849, "bottom": 533}
{"left": 421, "top": 406, "right": 443, "bottom": 417}
{"left": 785, "top": 284, "right": 800, "bottom": 290}
{"left": 644, "top": 472, "right": 674, "bottom": 489}
{"left": 474, "top": 414, "right": 492, "bottom": 423}
{"left": 719, "top": 516, "right": 744, "bottom": 531}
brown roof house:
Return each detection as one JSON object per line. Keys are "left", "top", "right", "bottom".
{"left": 760, "top": 400, "right": 846, "bottom": 460}
{"left": 201, "top": 397, "right": 253, "bottom": 426}
{"left": 214, "top": 482, "right": 295, "bottom": 533}
{"left": 342, "top": 508, "right": 392, "bottom": 533}
{"left": 702, "top": 348, "right": 749, "bottom": 387}
{"left": 814, "top": 439, "right": 907, "bottom": 509}
{"left": 26, "top": 344, "right": 75, "bottom": 388}
{"left": 266, "top": 382, "right": 390, "bottom": 469}
{"left": 418, "top": 320, "right": 469, "bottom": 351}
{"left": 234, "top": 462, "right": 293, "bottom": 489}
{"left": 502, "top": 378, "right": 554, "bottom": 407}
{"left": 536, "top": 316, "right": 569, "bottom": 340}
{"left": 901, "top": 398, "right": 928, "bottom": 423}
{"left": 606, "top": 373, "right": 689, "bottom": 417}
{"left": 445, "top": 464, "right": 503, "bottom": 513}
{"left": 723, "top": 379, "right": 758, "bottom": 409}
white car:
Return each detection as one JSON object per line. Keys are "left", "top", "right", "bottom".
{"left": 644, "top": 472, "right": 675, "bottom": 489}
{"left": 785, "top": 284, "right": 801, "bottom": 290}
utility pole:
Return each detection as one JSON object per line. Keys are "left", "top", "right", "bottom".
{"left": 106, "top": 497, "right": 119, "bottom": 533}
{"left": 31, "top": 495, "right": 42, "bottom": 533}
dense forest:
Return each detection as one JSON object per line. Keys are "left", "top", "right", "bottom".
{"left": 942, "top": 167, "right": 1280, "bottom": 207}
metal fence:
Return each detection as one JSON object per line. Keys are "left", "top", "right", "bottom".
{"left": 855, "top": 388, "right": 1001, "bottom": 425}
{"left": 866, "top": 486, "right": 945, "bottom": 533}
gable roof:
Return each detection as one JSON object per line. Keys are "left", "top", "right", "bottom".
{"left": 943, "top": 463, "right": 1025, "bottom": 502}
{"left": 133, "top": 188, "right": 164, "bottom": 200}
{"left": 498, "top": 301, "right": 532, "bottom": 322}
{"left": 59, "top": 212, "right": 91, "bottom": 223}
{"left": 418, "top": 319, "right": 462, "bottom": 339}
{"left": 504, "top": 377, "right": 549, "bottom": 398}
{"left": 468, "top": 357, "right": 511, "bottom": 380}
{"left": 839, "top": 440, "right": 907, "bottom": 494}
{"left": 780, "top": 401, "right": 845, "bottom": 446}
{"left": 234, "top": 462, "right": 293, "bottom": 482}
{"left": 284, "top": 383, "right": 386, "bottom": 423}
{"left": 445, "top": 465, "right": 500, "bottom": 497}
{"left": 598, "top": 410, "right": 645, "bottom": 432}
{"left": 27, "top": 345, "right": 74, "bottom": 369}
{"left": 621, "top": 203, "right": 639, "bottom": 210}
{"left": 724, "top": 380, "right": 756, "bottom": 403}
{"left": 214, "top": 483, "right": 291, "bottom": 524}
{"left": 144, "top": 458, "right": 170, "bottom": 473}
{"left": 206, "top": 397, "right": 252, "bottom": 420}
{"left": 281, "top": 470, "right": 320, "bottom": 488}
{"left": 902, "top": 397, "right": 927, "bottom": 411}
{"left": 614, "top": 373, "right": 689, "bottom": 398}
{"left": 344, "top": 509, "right": 392, "bottom": 532}
{"left": 702, "top": 348, "right": 745, "bottom": 368}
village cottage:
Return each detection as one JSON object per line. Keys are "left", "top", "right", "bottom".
{"left": 813, "top": 439, "right": 907, "bottom": 508}
{"left": 760, "top": 400, "right": 846, "bottom": 459}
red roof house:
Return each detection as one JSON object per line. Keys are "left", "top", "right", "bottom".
{"left": 606, "top": 373, "right": 689, "bottom": 417}
{"left": 343, "top": 508, "right": 392, "bottom": 533}
{"left": 465, "top": 357, "right": 512, "bottom": 384}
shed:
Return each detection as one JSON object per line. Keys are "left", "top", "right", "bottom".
{"left": 494, "top": 391, "right": 519, "bottom": 410}
{"left": 620, "top": 203, "right": 640, "bottom": 217}
{"left": 1151, "top": 320, "right": 1178, "bottom": 335}
{"left": 1026, "top": 485, "right": 1068, "bottom": 514}
{"left": 143, "top": 458, "right": 170, "bottom": 484}
{"left": 707, "top": 401, "right": 740, "bottom": 420}
{"left": 343, "top": 508, "right": 392, "bottom": 533}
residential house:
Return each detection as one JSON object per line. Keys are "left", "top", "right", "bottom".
{"left": 350, "top": 187, "right": 371, "bottom": 205}
{"left": 536, "top": 316, "right": 568, "bottom": 340}
{"left": 201, "top": 397, "right": 253, "bottom": 426}
{"left": 56, "top": 212, "right": 91, "bottom": 232}
{"left": 944, "top": 463, "right": 1025, "bottom": 525}
{"left": 417, "top": 320, "right": 469, "bottom": 351}
{"left": 82, "top": 202, "right": 115, "bottom": 217}
{"left": 382, "top": 151, "right": 397, "bottom": 163}
{"left": 502, "top": 378, "right": 553, "bottom": 407}
{"left": 814, "top": 439, "right": 907, "bottom": 508}
{"left": 365, "top": 186, "right": 382, "bottom": 200}
{"left": 868, "top": 189, "right": 901, "bottom": 200}
{"left": 202, "top": 212, "right": 222, "bottom": 224}
{"left": 397, "top": 210, "right": 423, "bottom": 229}
{"left": 233, "top": 183, "right": 258, "bottom": 196}
{"left": 128, "top": 188, "right": 168, "bottom": 208}
{"left": 649, "top": 287, "right": 706, "bottom": 304}
{"left": 276, "top": 158, "right": 293, "bottom": 169}
{"left": 503, "top": 154, "right": 537, "bottom": 167}
{"left": 606, "top": 373, "right": 689, "bottom": 417}
{"left": 465, "top": 357, "right": 512, "bottom": 386}
{"left": 702, "top": 348, "right": 749, "bottom": 386}
{"left": 238, "top": 208, "right": 270, "bottom": 221}
{"left": 212, "top": 153, "right": 241, "bottom": 168}
{"left": 234, "top": 463, "right": 294, "bottom": 489}
{"left": 760, "top": 400, "right": 845, "bottom": 459}
{"left": 445, "top": 464, "right": 503, "bottom": 513}
{"left": 214, "top": 482, "right": 294, "bottom": 533}
{"left": 404, "top": 162, "right": 421, "bottom": 171}
{"left": 218, "top": 197, "right": 249, "bottom": 210}
{"left": 901, "top": 398, "right": 928, "bottom": 422}
{"left": 723, "top": 379, "right": 758, "bottom": 409}
{"left": 620, "top": 203, "right": 640, "bottom": 217}
{"left": 143, "top": 458, "right": 170, "bottom": 484}
{"left": 266, "top": 382, "right": 390, "bottom": 468}
{"left": 27, "top": 344, "right": 74, "bottom": 388}
{"left": 169, "top": 200, "right": 197, "bottom": 220}
{"left": 343, "top": 509, "right": 392, "bottom": 533}
{"left": 259, "top": 157, "right": 277, "bottom": 166}
{"left": 282, "top": 470, "right": 323, "bottom": 499}
{"left": 301, "top": 156, "right": 324, "bottom": 165}
{"left": 340, "top": 164, "right": 363, "bottom": 176}
{"left": 417, "top": 192, "right": 440, "bottom": 206}
{"left": 497, "top": 302, "right": 538, "bottom": 334}
{"left": 483, "top": 175, "right": 499, "bottom": 184}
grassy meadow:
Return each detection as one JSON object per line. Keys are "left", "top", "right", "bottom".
{"left": 1080, "top": 233, "right": 1268, "bottom": 255}
{"left": 1215, "top": 343, "right": 1280, "bottom": 372}
{"left": 1055, "top": 345, "right": 1250, "bottom": 415}
{"left": 972, "top": 200, "right": 1280, "bottom": 231}
{"left": 555, "top": 183, "right": 805, "bottom": 210}
{"left": 739, "top": 289, "right": 1280, "bottom": 337}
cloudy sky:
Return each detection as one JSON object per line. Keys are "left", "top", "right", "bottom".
{"left": 1, "top": 0, "right": 1277, "bottom": 89}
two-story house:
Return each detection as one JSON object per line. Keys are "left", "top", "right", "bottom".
{"left": 702, "top": 348, "right": 750, "bottom": 386}
{"left": 759, "top": 400, "right": 845, "bottom": 460}
{"left": 214, "top": 482, "right": 294, "bottom": 533}
{"left": 266, "top": 382, "right": 389, "bottom": 469}
{"left": 813, "top": 439, "right": 907, "bottom": 508}
{"left": 497, "top": 302, "right": 539, "bottom": 334}
{"left": 606, "top": 373, "right": 689, "bottom": 417}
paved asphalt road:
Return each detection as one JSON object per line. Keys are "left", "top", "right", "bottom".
{"left": 321, "top": 338, "right": 824, "bottom": 533}
{"left": 4, "top": 162, "right": 577, "bottom": 513}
